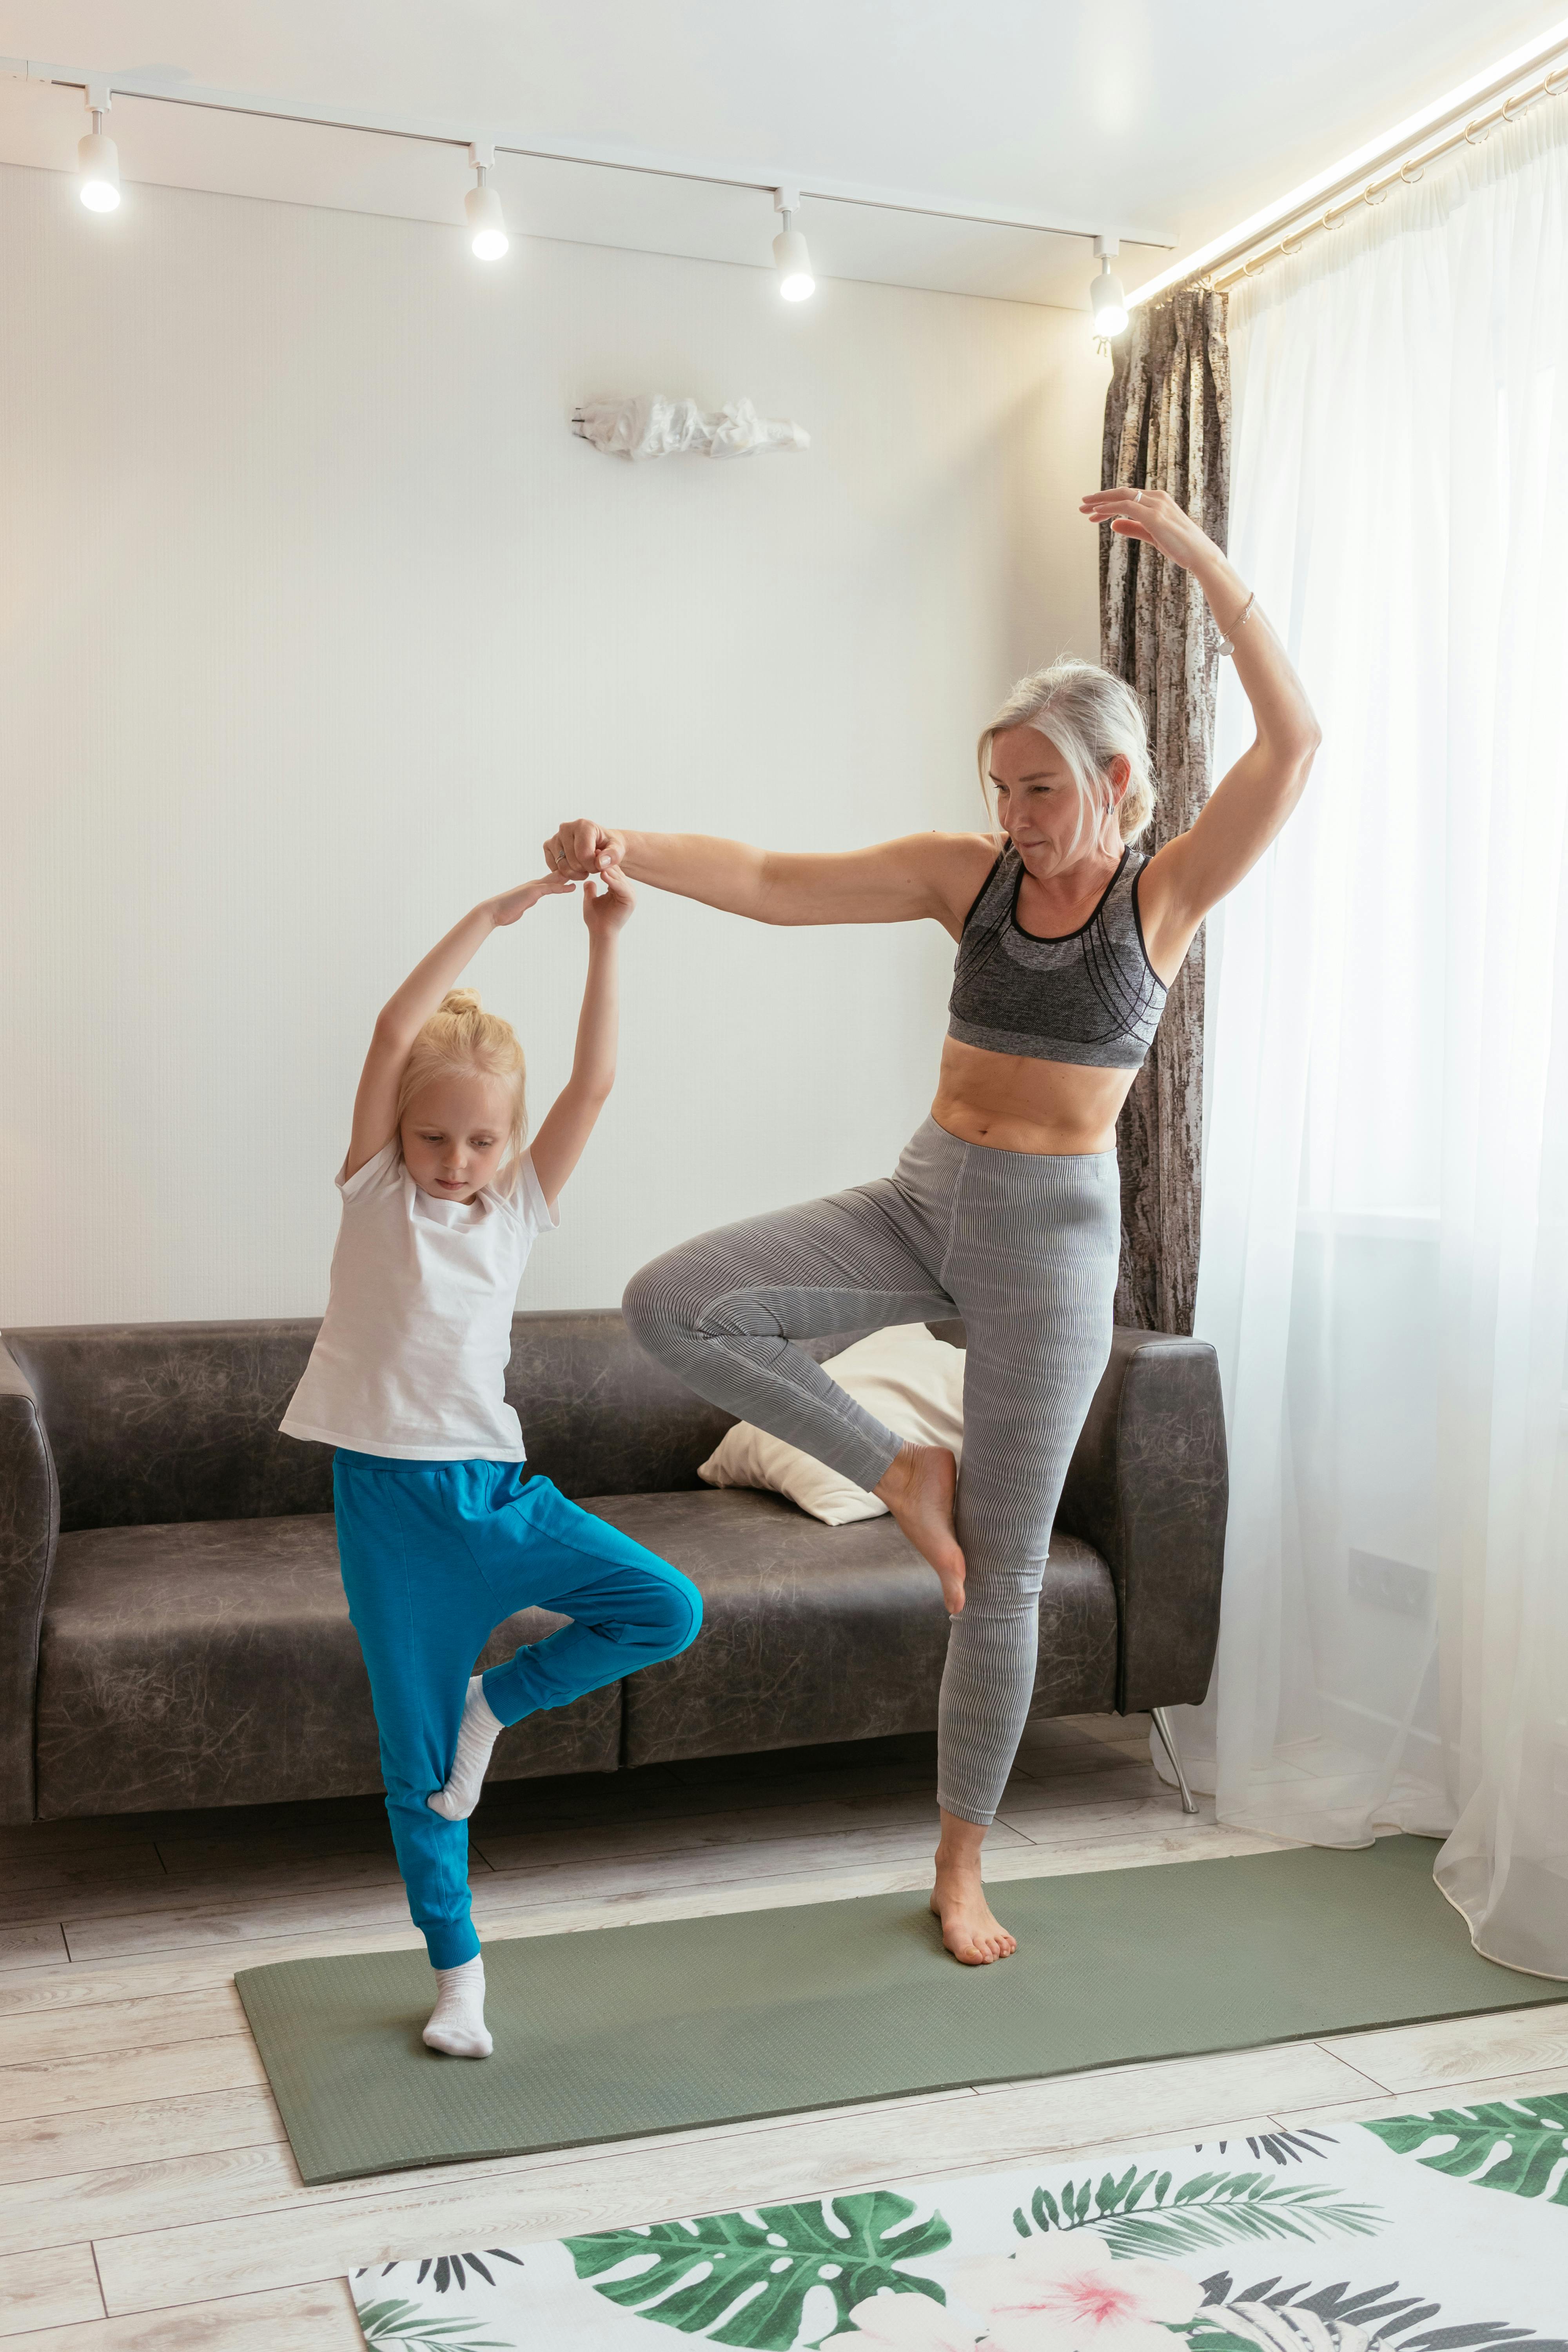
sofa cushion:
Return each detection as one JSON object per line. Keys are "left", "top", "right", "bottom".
{"left": 578, "top": 1487, "right": 1118, "bottom": 1766}
{"left": 34, "top": 1514, "right": 621, "bottom": 1818}
{"left": 698, "top": 1324, "right": 967, "bottom": 1526}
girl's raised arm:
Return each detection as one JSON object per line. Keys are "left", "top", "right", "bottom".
{"left": 528, "top": 865, "right": 635, "bottom": 1213}
{"left": 345, "top": 877, "right": 569, "bottom": 1181}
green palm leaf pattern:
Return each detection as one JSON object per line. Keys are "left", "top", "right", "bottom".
{"left": 1009, "top": 2165, "right": 1381, "bottom": 2260}
{"left": 355, "top": 2297, "right": 514, "bottom": 2350}
{"left": 356, "top": 2252, "right": 526, "bottom": 2296}
{"left": 563, "top": 2189, "right": 951, "bottom": 2348}
{"left": 1204, "top": 2131, "right": 1338, "bottom": 2168}
{"left": 1361, "top": 2095, "right": 1568, "bottom": 2205}
{"left": 1187, "top": 2264, "right": 1568, "bottom": 2351}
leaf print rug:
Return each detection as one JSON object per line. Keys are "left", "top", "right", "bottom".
{"left": 348, "top": 2085, "right": 1568, "bottom": 2350}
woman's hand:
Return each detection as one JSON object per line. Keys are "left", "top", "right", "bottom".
{"left": 489, "top": 874, "right": 574, "bottom": 927}
{"left": 1082, "top": 480, "right": 1256, "bottom": 655}
{"left": 582, "top": 862, "right": 635, "bottom": 937}
{"left": 546, "top": 820, "right": 626, "bottom": 882}
{"left": 1079, "top": 485, "right": 1214, "bottom": 571}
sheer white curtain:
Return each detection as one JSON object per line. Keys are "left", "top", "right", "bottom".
{"left": 1163, "top": 95, "right": 1568, "bottom": 1975}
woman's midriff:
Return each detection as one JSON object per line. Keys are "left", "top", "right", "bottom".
{"left": 930, "top": 1036, "right": 1134, "bottom": 1155}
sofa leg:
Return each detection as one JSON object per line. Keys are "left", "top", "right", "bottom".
{"left": 1151, "top": 1707, "right": 1199, "bottom": 1815}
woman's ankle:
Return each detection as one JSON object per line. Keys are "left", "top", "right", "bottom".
{"left": 934, "top": 1806, "right": 991, "bottom": 1876}
{"left": 872, "top": 1440, "right": 926, "bottom": 1504}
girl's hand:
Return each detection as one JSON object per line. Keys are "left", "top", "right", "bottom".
{"left": 1080, "top": 485, "right": 1213, "bottom": 570}
{"left": 546, "top": 820, "right": 626, "bottom": 881}
{"left": 490, "top": 874, "right": 574, "bottom": 927}
{"left": 583, "top": 862, "right": 635, "bottom": 936}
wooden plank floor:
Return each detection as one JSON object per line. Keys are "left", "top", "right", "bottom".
{"left": 3, "top": 1711, "right": 1564, "bottom": 2347}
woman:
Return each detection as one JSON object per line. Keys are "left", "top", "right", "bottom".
{"left": 543, "top": 487, "right": 1320, "bottom": 1966}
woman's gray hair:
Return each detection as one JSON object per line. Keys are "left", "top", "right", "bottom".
{"left": 977, "top": 658, "right": 1156, "bottom": 848}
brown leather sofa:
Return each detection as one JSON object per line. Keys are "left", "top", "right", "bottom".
{"left": 0, "top": 1312, "right": 1226, "bottom": 1824}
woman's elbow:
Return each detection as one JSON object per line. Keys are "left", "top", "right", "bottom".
{"left": 1274, "top": 719, "right": 1322, "bottom": 789}
{"left": 1281, "top": 728, "right": 1320, "bottom": 818}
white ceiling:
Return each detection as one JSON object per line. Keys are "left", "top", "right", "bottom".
{"left": 2, "top": 1, "right": 1564, "bottom": 310}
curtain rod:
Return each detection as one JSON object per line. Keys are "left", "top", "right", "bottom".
{"left": 1131, "top": 22, "right": 1568, "bottom": 307}
{"left": 0, "top": 58, "right": 1176, "bottom": 252}
{"left": 1212, "top": 49, "right": 1568, "bottom": 291}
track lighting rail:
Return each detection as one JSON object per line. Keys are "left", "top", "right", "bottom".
{"left": 0, "top": 55, "right": 1175, "bottom": 253}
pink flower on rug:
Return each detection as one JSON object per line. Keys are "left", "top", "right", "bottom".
{"left": 954, "top": 2232, "right": 1204, "bottom": 2351}
{"left": 819, "top": 2288, "right": 980, "bottom": 2350}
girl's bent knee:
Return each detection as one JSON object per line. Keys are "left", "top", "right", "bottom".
{"left": 651, "top": 1572, "right": 703, "bottom": 1660}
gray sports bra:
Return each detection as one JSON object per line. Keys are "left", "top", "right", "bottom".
{"left": 947, "top": 843, "right": 1167, "bottom": 1070}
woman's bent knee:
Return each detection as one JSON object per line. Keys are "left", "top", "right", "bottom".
{"left": 622, "top": 1256, "right": 693, "bottom": 1356}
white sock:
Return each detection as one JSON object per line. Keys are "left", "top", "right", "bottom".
{"left": 423, "top": 1955, "right": 492, "bottom": 2059}
{"left": 427, "top": 1676, "right": 504, "bottom": 1821}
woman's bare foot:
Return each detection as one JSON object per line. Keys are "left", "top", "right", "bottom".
{"left": 930, "top": 1814, "right": 1017, "bottom": 1965}
{"left": 874, "top": 1443, "right": 966, "bottom": 1613}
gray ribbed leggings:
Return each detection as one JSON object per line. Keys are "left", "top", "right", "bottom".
{"left": 622, "top": 1116, "right": 1121, "bottom": 1826}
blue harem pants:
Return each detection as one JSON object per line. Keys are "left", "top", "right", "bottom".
{"left": 333, "top": 1451, "right": 703, "bottom": 1969}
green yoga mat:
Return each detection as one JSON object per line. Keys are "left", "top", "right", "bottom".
{"left": 236, "top": 1835, "right": 1555, "bottom": 2187}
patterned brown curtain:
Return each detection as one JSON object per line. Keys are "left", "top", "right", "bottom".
{"left": 1100, "top": 286, "right": 1230, "bottom": 1336}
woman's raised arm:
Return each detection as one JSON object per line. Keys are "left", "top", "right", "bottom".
{"left": 1079, "top": 485, "right": 1321, "bottom": 977}
{"left": 543, "top": 822, "right": 995, "bottom": 935}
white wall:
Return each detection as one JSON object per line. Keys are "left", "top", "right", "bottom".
{"left": 0, "top": 164, "right": 1106, "bottom": 1327}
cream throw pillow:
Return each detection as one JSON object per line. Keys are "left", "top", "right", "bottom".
{"left": 697, "top": 1322, "right": 964, "bottom": 1526}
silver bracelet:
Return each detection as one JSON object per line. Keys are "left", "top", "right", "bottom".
{"left": 1218, "top": 591, "right": 1256, "bottom": 657}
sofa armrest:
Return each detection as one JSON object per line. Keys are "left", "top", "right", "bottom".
{"left": 0, "top": 1339, "right": 59, "bottom": 1823}
{"left": 1056, "top": 1326, "right": 1227, "bottom": 1716}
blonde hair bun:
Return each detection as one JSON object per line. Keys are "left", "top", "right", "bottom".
{"left": 396, "top": 991, "right": 528, "bottom": 1164}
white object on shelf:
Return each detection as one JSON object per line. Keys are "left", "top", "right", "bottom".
{"left": 572, "top": 394, "right": 809, "bottom": 461}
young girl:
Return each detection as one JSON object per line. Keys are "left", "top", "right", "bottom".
{"left": 280, "top": 867, "right": 702, "bottom": 2060}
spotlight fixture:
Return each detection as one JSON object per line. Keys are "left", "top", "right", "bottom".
{"left": 465, "top": 143, "right": 509, "bottom": 260}
{"left": 1089, "top": 234, "right": 1128, "bottom": 337}
{"left": 772, "top": 187, "right": 815, "bottom": 302}
{"left": 78, "top": 89, "right": 120, "bottom": 212}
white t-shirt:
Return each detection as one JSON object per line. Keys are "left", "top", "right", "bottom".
{"left": 279, "top": 1139, "right": 557, "bottom": 1461}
